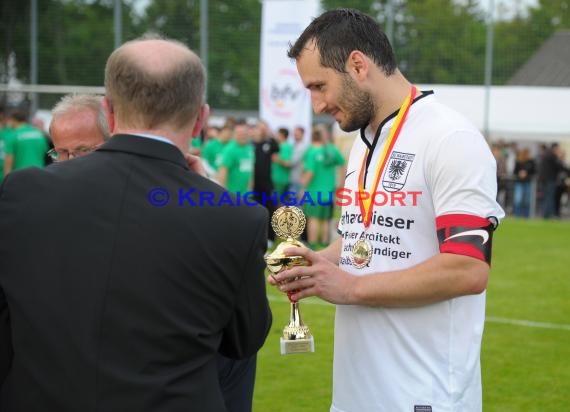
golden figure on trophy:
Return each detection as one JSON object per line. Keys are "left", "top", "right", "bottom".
{"left": 265, "top": 206, "right": 315, "bottom": 354}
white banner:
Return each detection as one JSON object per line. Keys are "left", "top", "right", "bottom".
{"left": 259, "top": 0, "right": 320, "bottom": 139}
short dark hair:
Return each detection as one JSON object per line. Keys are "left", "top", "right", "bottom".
{"left": 7, "top": 107, "right": 28, "bottom": 123}
{"left": 288, "top": 8, "right": 397, "bottom": 76}
{"left": 311, "top": 128, "right": 323, "bottom": 143}
{"left": 277, "top": 127, "right": 289, "bottom": 138}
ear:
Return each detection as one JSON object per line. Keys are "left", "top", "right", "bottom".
{"left": 191, "top": 103, "right": 210, "bottom": 137}
{"left": 102, "top": 97, "right": 116, "bottom": 134}
{"left": 346, "top": 50, "right": 368, "bottom": 80}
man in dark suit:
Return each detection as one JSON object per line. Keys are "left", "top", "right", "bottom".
{"left": 0, "top": 35, "right": 272, "bottom": 412}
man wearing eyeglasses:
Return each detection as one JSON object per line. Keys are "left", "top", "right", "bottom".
{"left": 47, "top": 94, "right": 110, "bottom": 162}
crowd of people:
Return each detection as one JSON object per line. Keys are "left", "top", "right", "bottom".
{"left": 1, "top": 101, "right": 347, "bottom": 250}
{"left": 192, "top": 120, "right": 345, "bottom": 248}
{"left": 492, "top": 141, "right": 570, "bottom": 219}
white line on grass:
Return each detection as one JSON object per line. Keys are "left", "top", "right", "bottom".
{"left": 485, "top": 316, "right": 570, "bottom": 331}
{"left": 267, "top": 295, "right": 570, "bottom": 331}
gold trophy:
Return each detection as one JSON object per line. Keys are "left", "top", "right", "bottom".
{"left": 266, "top": 206, "right": 315, "bottom": 355}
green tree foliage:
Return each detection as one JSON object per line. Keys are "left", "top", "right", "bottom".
{"left": 1, "top": 0, "right": 139, "bottom": 85}
{"left": 138, "top": 0, "right": 263, "bottom": 109}
{"left": 398, "top": 0, "right": 486, "bottom": 84}
{"left": 1, "top": 0, "right": 568, "bottom": 112}
{"left": 1, "top": 0, "right": 138, "bottom": 109}
{"left": 323, "top": 0, "right": 377, "bottom": 15}
{"left": 492, "top": 15, "right": 538, "bottom": 85}
{"left": 138, "top": 0, "right": 201, "bottom": 47}
{"left": 207, "top": 0, "right": 262, "bottom": 109}
{"left": 44, "top": 1, "right": 115, "bottom": 85}
{"left": 528, "top": 0, "right": 570, "bottom": 34}
{"left": 491, "top": 0, "right": 569, "bottom": 84}
{"left": 1, "top": 0, "right": 37, "bottom": 84}
{"left": 322, "top": 0, "right": 487, "bottom": 84}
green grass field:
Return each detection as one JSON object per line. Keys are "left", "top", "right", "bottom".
{"left": 253, "top": 218, "right": 570, "bottom": 411}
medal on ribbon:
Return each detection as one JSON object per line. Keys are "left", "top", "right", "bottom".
{"left": 352, "top": 237, "right": 373, "bottom": 269}
{"left": 351, "top": 86, "right": 417, "bottom": 268}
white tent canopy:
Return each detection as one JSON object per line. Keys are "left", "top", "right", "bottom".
{"left": 419, "top": 84, "right": 570, "bottom": 142}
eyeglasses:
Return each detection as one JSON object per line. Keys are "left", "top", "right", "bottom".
{"left": 47, "top": 145, "right": 101, "bottom": 162}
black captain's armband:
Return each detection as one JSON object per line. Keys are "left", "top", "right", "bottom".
{"left": 435, "top": 214, "right": 498, "bottom": 264}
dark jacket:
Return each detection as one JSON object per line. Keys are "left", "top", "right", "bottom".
{"left": 0, "top": 134, "right": 272, "bottom": 411}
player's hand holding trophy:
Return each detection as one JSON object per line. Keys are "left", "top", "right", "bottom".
{"left": 265, "top": 206, "right": 315, "bottom": 355}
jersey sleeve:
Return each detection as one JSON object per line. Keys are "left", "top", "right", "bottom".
{"left": 426, "top": 129, "right": 504, "bottom": 220}
{"left": 426, "top": 130, "right": 504, "bottom": 263}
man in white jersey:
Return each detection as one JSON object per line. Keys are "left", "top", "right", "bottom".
{"left": 269, "top": 8, "right": 504, "bottom": 412}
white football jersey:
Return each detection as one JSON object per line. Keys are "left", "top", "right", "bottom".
{"left": 331, "top": 92, "right": 504, "bottom": 412}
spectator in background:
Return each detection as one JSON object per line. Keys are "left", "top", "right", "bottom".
{"left": 251, "top": 120, "right": 279, "bottom": 246}
{"left": 218, "top": 121, "right": 254, "bottom": 194}
{"left": 554, "top": 147, "right": 569, "bottom": 218}
{"left": 31, "top": 116, "right": 55, "bottom": 166}
{"left": 301, "top": 127, "right": 345, "bottom": 249}
{"left": 223, "top": 116, "right": 238, "bottom": 130}
{"left": 48, "top": 94, "right": 109, "bottom": 162}
{"left": 502, "top": 142, "right": 518, "bottom": 213}
{"left": 204, "top": 125, "right": 221, "bottom": 147}
{"left": 3, "top": 107, "right": 49, "bottom": 176}
{"left": 504, "top": 142, "right": 518, "bottom": 176}
{"left": 538, "top": 143, "right": 564, "bottom": 219}
{"left": 289, "top": 125, "right": 308, "bottom": 194}
{"left": 316, "top": 122, "right": 346, "bottom": 184}
{"left": 316, "top": 123, "right": 346, "bottom": 240}
{"left": 513, "top": 147, "right": 536, "bottom": 218}
{"left": 272, "top": 127, "right": 292, "bottom": 204}
{"left": 202, "top": 125, "right": 234, "bottom": 177}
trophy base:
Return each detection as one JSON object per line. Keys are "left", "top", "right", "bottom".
{"left": 280, "top": 336, "right": 315, "bottom": 355}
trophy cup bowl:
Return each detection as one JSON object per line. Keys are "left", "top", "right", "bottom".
{"left": 265, "top": 206, "right": 315, "bottom": 355}
{"left": 266, "top": 239, "right": 307, "bottom": 274}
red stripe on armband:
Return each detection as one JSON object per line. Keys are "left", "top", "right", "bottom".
{"left": 435, "top": 214, "right": 496, "bottom": 264}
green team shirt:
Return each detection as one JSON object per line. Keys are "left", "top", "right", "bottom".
{"left": 203, "top": 139, "right": 234, "bottom": 172}
{"left": 220, "top": 141, "right": 254, "bottom": 193}
{"left": 303, "top": 143, "right": 345, "bottom": 194}
{"left": 272, "top": 141, "right": 293, "bottom": 187}
{"left": 202, "top": 138, "right": 222, "bottom": 171}
{"left": 5, "top": 124, "right": 48, "bottom": 170}
{"left": 215, "top": 140, "right": 234, "bottom": 170}
{"left": 0, "top": 126, "right": 15, "bottom": 181}
{"left": 190, "top": 136, "right": 202, "bottom": 150}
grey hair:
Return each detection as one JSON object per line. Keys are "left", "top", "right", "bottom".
{"left": 51, "top": 93, "right": 110, "bottom": 140}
